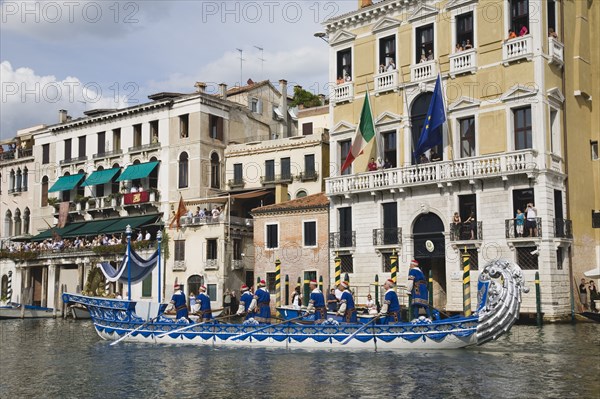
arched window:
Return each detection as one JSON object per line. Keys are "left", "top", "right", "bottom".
{"left": 41, "top": 176, "right": 49, "bottom": 207}
{"left": 15, "top": 168, "right": 22, "bottom": 192}
{"left": 296, "top": 190, "right": 307, "bottom": 199}
{"left": 22, "top": 167, "right": 28, "bottom": 191}
{"left": 210, "top": 153, "right": 220, "bottom": 189}
{"left": 178, "top": 152, "right": 189, "bottom": 189}
{"left": 4, "top": 210, "right": 12, "bottom": 237}
{"left": 14, "top": 208, "right": 21, "bottom": 236}
{"left": 187, "top": 275, "right": 204, "bottom": 297}
{"left": 96, "top": 166, "right": 105, "bottom": 197}
{"left": 9, "top": 169, "right": 15, "bottom": 192}
{"left": 23, "top": 208, "right": 30, "bottom": 235}
{"left": 411, "top": 92, "right": 441, "bottom": 164}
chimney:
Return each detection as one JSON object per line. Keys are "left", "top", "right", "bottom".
{"left": 59, "top": 109, "right": 68, "bottom": 123}
{"left": 279, "top": 79, "right": 288, "bottom": 137}
{"left": 359, "top": 0, "right": 373, "bottom": 8}
{"left": 195, "top": 82, "right": 207, "bottom": 93}
{"left": 219, "top": 83, "right": 228, "bottom": 98}
{"left": 275, "top": 184, "right": 288, "bottom": 204}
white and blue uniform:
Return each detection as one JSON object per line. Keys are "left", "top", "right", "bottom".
{"left": 196, "top": 292, "right": 212, "bottom": 321}
{"left": 307, "top": 288, "right": 326, "bottom": 321}
{"left": 381, "top": 288, "right": 401, "bottom": 324}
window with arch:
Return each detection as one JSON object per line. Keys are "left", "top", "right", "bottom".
{"left": 210, "top": 153, "right": 220, "bottom": 189}
{"left": 187, "top": 275, "right": 204, "bottom": 297}
{"left": 41, "top": 176, "right": 49, "bottom": 206}
{"left": 296, "top": 190, "right": 307, "bottom": 199}
{"left": 22, "top": 167, "right": 28, "bottom": 191}
{"left": 14, "top": 208, "right": 21, "bottom": 236}
{"left": 9, "top": 169, "right": 15, "bottom": 192}
{"left": 4, "top": 210, "right": 13, "bottom": 237}
{"left": 23, "top": 208, "right": 30, "bottom": 235}
{"left": 178, "top": 152, "right": 189, "bottom": 189}
{"left": 411, "top": 92, "right": 441, "bottom": 164}
{"left": 15, "top": 168, "right": 22, "bottom": 192}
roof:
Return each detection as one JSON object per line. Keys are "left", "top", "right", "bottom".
{"left": 226, "top": 80, "right": 277, "bottom": 96}
{"left": 251, "top": 193, "right": 329, "bottom": 215}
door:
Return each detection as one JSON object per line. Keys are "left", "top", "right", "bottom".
{"left": 30, "top": 267, "right": 43, "bottom": 306}
{"left": 338, "top": 207, "right": 352, "bottom": 247}
{"left": 382, "top": 202, "right": 398, "bottom": 244}
{"left": 412, "top": 213, "right": 446, "bottom": 309}
{"left": 281, "top": 157, "right": 291, "bottom": 181}
{"left": 265, "top": 160, "right": 275, "bottom": 182}
{"left": 459, "top": 194, "right": 477, "bottom": 240}
{"left": 554, "top": 190, "right": 564, "bottom": 237}
{"left": 303, "top": 271, "right": 317, "bottom": 304}
{"left": 304, "top": 154, "right": 315, "bottom": 178}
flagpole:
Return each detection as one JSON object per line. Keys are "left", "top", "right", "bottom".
{"left": 398, "top": 63, "right": 416, "bottom": 166}
{"left": 434, "top": 60, "right": 453, "bottom": 162}
{"left": 126, "top": 224, "right": 132, "bottom": 301}
{"left": 157, "top": 230, "right": 162, "bottom": 303}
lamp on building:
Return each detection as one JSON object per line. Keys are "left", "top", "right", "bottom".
{"left": 314, "top": 32, "right": 329, "bottom": 43}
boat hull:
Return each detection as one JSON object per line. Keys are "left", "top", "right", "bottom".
{"left": 0, "top": 305, "right": 55, "bottom": 319}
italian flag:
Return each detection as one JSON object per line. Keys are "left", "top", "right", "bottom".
{"left": 341, "top": 90, "right": 375, "bottom": 173}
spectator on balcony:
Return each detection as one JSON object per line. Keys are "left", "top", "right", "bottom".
{"left": 386, "top": 59, "right": 396, "bottom": 71}
{"left": 130, "top": 185, "right": 138, "bottom": 193}
{"left": 464, "top": 211, "right": 476, "bottom": 240}
{"left": 548, "top": 28, "right": 558, "bottom": 38}
{"left": 136, "top": 231, "right": 143, "bottom": 241}
{"left": 420, "top": 54, "right": 427, "bottom": 63}
{"left": 378, "top": 64, "right": 385, "bottom": 74}
{"left": 419, "top": 154, "right": 430, "bottom": 164}
{"left": 336, "top": 76, "right": 344, "bottom": 84}
{"left": 455, "top": 43, "right": 463, "bottom": 53}
{"left": 430, "top": 151, "right": 441, "bottom": 162}
{"left": 427, "top": 49, "right": 434, "bottom": 61}
{"left": 519, "top": 25, "right": 528, "bottom": 36}
{"left": 464, "top": 39, "right": 473, "bottom": 50}
{"left": 384, "top": 158, "right": 392, "bottom": 169}
{"left": 368, "top": 157, "right": 378, "bottom": 171}
{"left": 526, "top": 203, "right": 537, "bottom": 237}
{"left": 144, "top": 231, "right": 151, "bottom": 241}
{"left": 138, "top": 186, "right": 144, "bottom": 192}
{"left": 452, "top": 212, "right": 462, "bottom": 239}
{"left": 515, "top": 209, "right": 525, "bottom": 237}
{"left": 212, "top": 207, "right": 220, "bottom": 220}
{"left": 507, "top": 29, "right": 517, "bottom": 40}
{"left": 152, "top": 134, "right": 158, "bottom": 144}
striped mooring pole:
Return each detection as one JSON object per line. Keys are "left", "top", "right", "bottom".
{"left": 275, "top": 259, "right": 281, "bottom": 313}
{"left": 390, "top": 250, "right": 398, "bottom": 284}
{"left": 334, "top": 252, "right": 341, "bottom": 287}
{"left": 319, "top": 275, "right": 324, "bottom": 293}
{"left": 535, "top": 271, "right": 542, "bottom": 327}
{"left": 285, "top": 274, "right": 289, "bottom": 306}
{"left": 462, "top": 247, "right": 471, "bottom": 317}
{"left": 7, "top": 271, "right": 13, "bottom": 302}
{"left": 374, "top": 274, "right": 380, "bottom": 311}
{"left": 428, "top": 270, "right": 433, "bottom": 308}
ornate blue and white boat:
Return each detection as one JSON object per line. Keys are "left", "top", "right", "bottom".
{"left": 63, "top": 258, "right": 529, "bottom": 350}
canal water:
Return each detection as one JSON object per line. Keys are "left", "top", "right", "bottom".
{"left": 0, "top": 319, "right": 598, "bottom": 399}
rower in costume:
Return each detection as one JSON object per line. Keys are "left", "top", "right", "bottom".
{"left": 379, "top": 278, "right": 401, "bottom": 324}
{"left": 336, "top": 281, "right": 357, "bottom": 323}
{"left": 249, "top": 279, "right": 271, "bottom": 323}
{"left": 236, "top": 284, "right": 254, "bottom": 320}
{"left": 305, "top": 280, "right": 326, "bottom": 322}
{"left": 195, "top": 285, "right": 213, "bottom": 322}
{"left": 168, "top": 283, "right": 189, "bottom": 320}
{"left": 408, "top": 260, "right": 431, "bottom": 318}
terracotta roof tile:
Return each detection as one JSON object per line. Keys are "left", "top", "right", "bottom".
{"left": 251, "top": 193, "right": 329, "bottom": 214}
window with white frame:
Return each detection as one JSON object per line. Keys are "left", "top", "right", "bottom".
{"left": 416, "top": 24, "right": 434, "bottom": 63}
{"left": 510, "top": 0, "right": 529, "bottom": 33}
{"left": 336, "top": 48, "right": 352, "bottom": 81}
{"left": 549, "top": 109, "right": 559, "bottom": 154}
{"left": 456, "top": 12, "right": 474, "bottom": 50}
{"left": 459, "top": 116, "right": 476, "bottom": 158}
{"left": 303, "top": 221, "right": 317, "bottom": 247}
{"left": 379, "top": 35, "right": 396, "bottom": 71}
{"left": 513, "top": 106, "right": 532, "bottom": 150}
{"left": 266, "top": 224, "right": 278, "bottom": 249}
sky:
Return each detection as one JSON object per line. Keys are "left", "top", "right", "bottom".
{"left": 0, "top": 0, "right": 356, "bottom": 140}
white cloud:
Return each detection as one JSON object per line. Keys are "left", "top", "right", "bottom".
{"left": 0, "top": 61, "right": 129, "bottom": 138}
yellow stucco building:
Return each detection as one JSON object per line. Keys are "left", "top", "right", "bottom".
{"left": 323, "top": 0, "right": 599, "bottom": 319}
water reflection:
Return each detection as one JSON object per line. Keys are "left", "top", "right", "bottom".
{"left": 0, "top": 320, "right": 598, "bottom": 399}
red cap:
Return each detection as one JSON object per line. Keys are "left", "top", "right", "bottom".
{"left": 258, "top": 279, "right": 266, "bottom": 287}
{"left": 340, "top": 281, "right": 349, "bottom": 289}
{"left": 410, "top": 259, "right": 419, "bottom": 266}
{"left": 199, "top": 285, "right": 206, "bottom": 292}
{"left": 386, "top": 278, "right": 395, "bottom": 286}
{"left": 173, "top": 282, "right": 180, "bottom": 289}
{"left": 241, "top": 284, "right": 249, "bottom": 292}
{"left": 309, "top": 280, "right": 317, "bottom": 285}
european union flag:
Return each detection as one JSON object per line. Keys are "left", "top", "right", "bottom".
{"left": 413, "top": 74, "right": 446, "bottom": 161}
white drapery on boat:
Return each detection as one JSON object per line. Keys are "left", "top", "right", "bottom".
{"left": 98, "top": 248, "right": 159, "bottom": 283}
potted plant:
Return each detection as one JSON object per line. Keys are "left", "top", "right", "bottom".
{"left": 87, "top": 197, "right": 96, "bottom": 209}
{"left": 74, "top": 195, "right": 86, "bottom": 211}
{"left": 47, "top": 197, "right": 60, "bottom": 210}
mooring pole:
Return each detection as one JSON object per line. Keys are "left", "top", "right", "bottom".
{"left": 535, "top": 271, "right": 543, "bottom": 327}
{"left": 285, "top": 274, "right": 289, "bottom": 306}
{"left": 462, "top": 247, "right": 471, "bottom": 317}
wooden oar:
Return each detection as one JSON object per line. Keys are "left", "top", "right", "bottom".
{"left": 340, "top": 315, "right": 380, "bottom": 345}
{"left": 155, "top": 314, "right": 237, "bottom": 338}
{"left": 110, "top": 315, "right": 160, "bottom": 346}
{"left": 230, "top": 314, "right": 305, "bottom": 341}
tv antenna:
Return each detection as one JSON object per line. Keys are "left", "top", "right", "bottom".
{"left": 236, "top": 48, "right": 245, "bottom": 87}
{"left": 254, "top": 45, "right": 265, "bottom": 80}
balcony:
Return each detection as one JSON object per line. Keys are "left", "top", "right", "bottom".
{"left": 548, "top": 37, "right": 564, "bottom": 67}
{"left": 449, "top": 49, "right": 477, "bottom": 78}
{"left": 372, "top": 228, "right": 402, "bottom": 246}
{"left": 374, "top": 70, "right": 398, "bottom": 95}
{"left": 329, "top": 231, "right": 355, "bottom": 249}
{"left": 505, "top": 217, "right": 542, "bottom": 239}
{"left": 173, "top": 261, "right": 186, "bottom": 271}
{"left": 333, "top": 81, "right": 354, "bottom": 104}
{"left": 93, "top": 149, "right": 123, "bottom": 159}
{"left": 326, "top": 150, "right": 538, "bottom": 196}
{"left": 128, "top": 142, "right": 160, "bottom": 154}
{"left": 205, "top": 259, "right": 218, "bottom": 270}
{"left": 410, "top": 60, "right": 437, "bottom": 83}
{"left": 180, "top": 214, "right": 225, "bottom": 226}
{"left": 260, "top": 174, "right": 293, "bottom": 185}
{"left": 503, "top": 35, "right": 533, "bottom": 65}
{"left": 228, "top": 178, "right": 245, "bottom": 189}
{"left": 449, "top": 222, "right": 483, "bottom": 241}
{"left": 553, "top": 218, "right": 572, "bottom": 239}
{"left": 60, "top": 156, "right": 88, "bottom": 166}
{"left": 231, "top": 259, "right": 245, "bottom": 270}
{"left": 298, "top": 171, "right": 319, "bottom": 182}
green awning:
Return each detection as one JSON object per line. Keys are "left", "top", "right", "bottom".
{"left": 48, "top": 174, "right": 86, "bottom": 193}
{"left": 32, "top": 221, "right": 88, "bottom": 241}
{"left": 81, "top": 168, "right": 120, "bottom": 187}
{"left": 66, "top": 219, "right": 122, "bottom": 237}
{"left": 116, "top": 161, "right": 159, "bottom": 182}
{"left": 98, "top": 215, "right": 160, "bottom": 235}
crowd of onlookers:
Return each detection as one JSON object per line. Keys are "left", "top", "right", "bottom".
{"left": 2, "top": 231, "right": 153, "bottom": 254}
{"left": 180, "top": 206, "right": 223, "bottom": 224}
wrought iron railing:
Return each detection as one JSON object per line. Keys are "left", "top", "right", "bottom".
{"left": 60, "top": 155, "right": 88, "bottom": 165}
{"left": 128, "top": 142, "right": 161, "bottom": 153}
{"left": 449, "top": 221, "right": 483, "bottom": 241}
{"left": 505, "top": 217, "right": 542, "bottom": 239}
{"left": 260, "top": 174, "right": 292, "bottom": 185}
{"left": 298, "top": 171, "right": 319, "bottom": 182}
{"left": 228, "top": 179, "right": 245, "bottom": 189}
{"left": 329, "top": 231, "right": 355, "bottom": 249}
{"left": 93, "top": 149, "right": 123, "bottom": 159}
{"left": 372, "top": 228, "right": 402, "bottom": 246}
{"left": 553, "top": 218, "right": 573, "bottom": 239}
